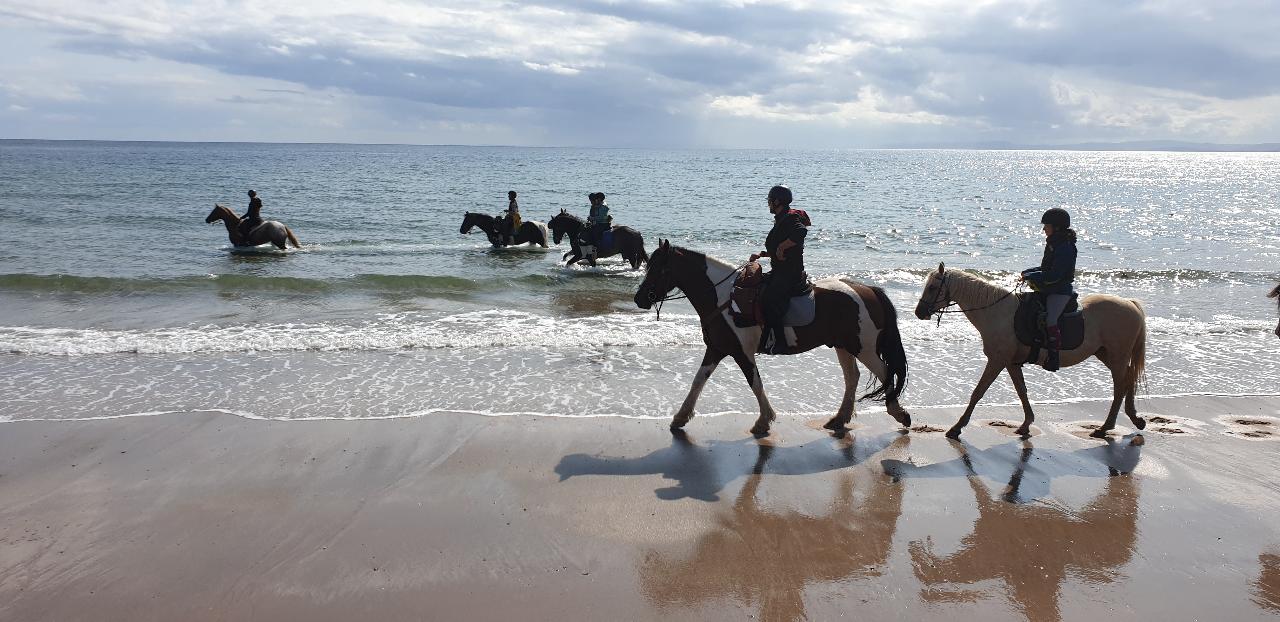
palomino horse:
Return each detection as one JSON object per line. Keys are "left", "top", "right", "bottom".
{"left": 547, "top": 210, "right": 648, "bottom": 268}
{"left": 205, "top": 204, "right": 300, "bottom": 249}
{"left": 459, "top": 212, "right": 549, "bottom": 248}
{"left": 634, "top": 240, "right": 910, "bottom": 436}
{"left": 914, "top": 263, "right": 1146, "bottom": 439}
{"left": 1270, "top": 283, "right": 1280, "bottom": 339}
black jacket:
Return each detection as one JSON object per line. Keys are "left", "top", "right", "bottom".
{"left": 765, "top": 209, "right": 808, "bottom": 284}
{"left": 245, "top": 197, "right": 263, "bottom": 222}
{"left": 1022, "top": 231, "right": 1077, "bottom": 295}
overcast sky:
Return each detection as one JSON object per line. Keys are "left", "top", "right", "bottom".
{"left": 2, "top": 0, "right": 1278, "bottom": 147}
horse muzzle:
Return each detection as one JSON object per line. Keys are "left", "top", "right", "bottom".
{"left": 634, "top": 289, "right": 654, "bottom": 310}
{"left": 914, "top": 303, "right": 933, "bottom": 320}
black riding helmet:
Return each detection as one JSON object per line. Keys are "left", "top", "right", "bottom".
{"left": 248, "top": 190, "right": 256, "bottom": 197}
{"left": 1041, "top": 207, "right": 1070, "bottom": 230}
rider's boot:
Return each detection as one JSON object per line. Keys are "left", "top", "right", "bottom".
{"left": 760, "top": 324, "right": 789, "bottom": 355}
{"left": 1044, "top": 325, "right": 1062, "bottom": 372}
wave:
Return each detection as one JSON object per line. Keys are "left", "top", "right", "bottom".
{"left": 0, "top": 272, "right": 574, "bottom": 296}
{"left": 1, "top": 307, "right": 1274, "bottom": 356}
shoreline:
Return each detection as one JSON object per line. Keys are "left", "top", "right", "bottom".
{"left": 2, "top": 395, "right": 1279, "bottom": 620}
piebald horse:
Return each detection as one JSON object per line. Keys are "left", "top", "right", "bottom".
{"left": 1270, "top": 284, "right": 1280, "bottom": 339}
{"left": 205, "top": 204, "right": 300, "bottom": 249}
{"left": 634, "top": 240, "right": 910, "bottom": 436}
{"left": 460, "top": 212, "right": 549, "bottom": 248}
{"left": 547, "top": 210, "right": 649, "bottom": 268}
{"left": 914, "top": 263, "right": 1147, "bottom": 439}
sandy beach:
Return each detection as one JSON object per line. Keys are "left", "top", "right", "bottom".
{"left": 1, "top": 395, "right": 1278, "bottom": 621}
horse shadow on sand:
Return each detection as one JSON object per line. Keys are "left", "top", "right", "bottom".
{"left": 557, "top": 431, "right": 911, "bottom": 621}
{"left": 554, "top": 428, "right": 906, "bottom": 502}
{"left": 882, "top": 435, "right": 1145, "bottom": 622}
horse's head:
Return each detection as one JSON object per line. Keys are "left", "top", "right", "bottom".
{"left": 460, "top": 212, "right": 481, "bottom": 234}
{"left": 547, "top": 209, "right": 579, "bottom": 245}
{"left": 1269, "top": 283, "right": 1279, "bottom": 339}
{"left": 914, "top": 262, "right": 952, "bottom": 320}
{"left": 206, "top": 204, "right": 233, "bottom": 224}
{"left": 634, "top": 239, "right": 682, "bottom": 309}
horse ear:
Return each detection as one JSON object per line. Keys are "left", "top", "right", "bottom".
{"left": 937, "top": 262, "right": 945, "bottom": 275}
{"left": 1269, "top": 284, "right": 1280, "bottom": 298}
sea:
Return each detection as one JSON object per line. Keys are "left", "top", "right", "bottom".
{"left": 1, "top": 140, "right": 1277, "bottom": 423}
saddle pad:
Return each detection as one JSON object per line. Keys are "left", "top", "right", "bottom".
{"left": 1014, "top": 293, "right": 1084, "bottom": 350}
{"left": 781, "top": 288, "right": 816, "bottom": 327}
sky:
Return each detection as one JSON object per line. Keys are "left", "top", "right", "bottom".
{"left": 1, "top": 0, "right": 1279, "bottom": 148}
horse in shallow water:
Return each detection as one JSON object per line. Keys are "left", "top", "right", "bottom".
{"left": 914, "top": 263, "right": 1147, "bottom": 439}
{"left": 1270, "top": 284, "right": 1280, "bottom": 339}
{"left": 205, "top": 204, "right": 300, "bottom": 249}
{"left": 459, "top": 212, "right": 548, "bottom": 248}
{"left": 547, "top": 210, "right": 648, "bottom": 268}
{"left": 633, "top": 240, "right": 910, "bottom": 436}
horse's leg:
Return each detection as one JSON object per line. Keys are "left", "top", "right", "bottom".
{"left": 1092, "top": 360, "right": 1128, "bottom": 439}
{"left": 1124, "top": 387, "right": 1144, "bottom": 430}
{"left": 855, "top": 348, "right": 911, "bottom": 427}
{"left": 947, "top": 360, "right": 1004, "bottom": 439}
{"left": 1006, "top": 365, "right": 1035, "bottom": 437}
{"left": 825, "top": 348, "right": 860, "bottom": 431}
{"left": 673, "top": 349, "right": 726, "bottom": 429}
{"left": 732, "top": 352, "right": 777, "bottom": 436}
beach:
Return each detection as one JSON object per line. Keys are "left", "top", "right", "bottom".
{"left": 3, "top": 395, "right": 1279, "bottom": 621}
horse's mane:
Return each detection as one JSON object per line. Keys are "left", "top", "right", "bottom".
{"left": 944, "top": 269, "right": 1015, "bottom": 307}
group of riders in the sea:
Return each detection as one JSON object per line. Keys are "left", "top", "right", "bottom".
{"left": 206, "top": 185, "right": 1278, "bottom": 439}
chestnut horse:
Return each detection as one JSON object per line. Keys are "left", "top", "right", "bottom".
{"left": 205, "top": 204, "right": 300, "bottom": 249}
{"left": 634, "top": 240, "right": 910, "bottom": 436}
{"left": 914, "top": 263, "right": 1147, "bottom": 439}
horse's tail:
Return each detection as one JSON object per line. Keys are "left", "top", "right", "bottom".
{"left": 537, "top": 222, "right": 549, "bottom": 248}
{"left": 634, "top": 231, "right": 649, "bottom": 267}
{"left": 286, "top": 227, "right": 301, "bottom": 249}
{"left": 861, "top": 286, "right": 908, "bottom": 403}
{"left": 1126, "top": 299, "right": 1147, "bottom": 395}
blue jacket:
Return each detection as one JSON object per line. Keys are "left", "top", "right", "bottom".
{"left": 1022, "top": 231, "right": 1076, "bottom": 295}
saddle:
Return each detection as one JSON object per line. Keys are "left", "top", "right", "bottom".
{"left": 1014, "top": 292, "right": 1084, "bottom": 362}
{"left": 728, "top": 263, "right": 816, "bottom": 328}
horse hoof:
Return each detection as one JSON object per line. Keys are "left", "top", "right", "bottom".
{"left": 945, "top": 427, "right": 962, "bottom": 439}
{"left": 1089, "top": 428, "right": 1110, "bottom": 439}
{"left": 750, "top": 426, "right": 770, "bottom": 437}
{"left": 823, "top": 418, "right": 846, "bottom": 431}
{"left": 1015, "top": 426, "right": 1031, "bottom": 437}
{"left": 1133, "top": 417, "right": 1146, "bottom": 430}
{"left": 670, "top": 419, "right": 688, "bottom": 430}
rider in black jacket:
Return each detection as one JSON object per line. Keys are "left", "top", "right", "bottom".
{"left": 749, "top": 185, "right": 810, "bottom": 355}
{"left": 238, "top": 190, "right": 264, "bottom": 239}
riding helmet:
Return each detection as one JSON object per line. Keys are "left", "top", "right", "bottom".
{"left": 768, "top": 185, "right": 792, "bottom": 206}
{"left": 1041, "top": 207, "right": 1070, "bottom": 230}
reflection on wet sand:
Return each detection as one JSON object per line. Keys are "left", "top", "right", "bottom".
{"left": 899, "top": 438, "right": 1142, "bottom": 622}
{"left": 638, "top": 439, "right": 908, "bottom": 622}
{"left": 1256, "top": 552, "right": 1280, "bottom": 612}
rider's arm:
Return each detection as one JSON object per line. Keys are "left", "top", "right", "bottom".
{"left": 1038, "top": 243, "right": 1076, "bottom": 286}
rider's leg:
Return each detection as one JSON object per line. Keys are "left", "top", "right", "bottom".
{"left": 1044, "top": 294, "right": 1070, "bottom": 372}
{"left": 760, "top": 276, "right": 791, "bottom": 355}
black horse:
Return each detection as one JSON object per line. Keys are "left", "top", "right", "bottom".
{"left": 547, "top": 210, "right": 648, "bottom": 268}
{"left": 460, "top": 212, "right": 549, "bottom": 248}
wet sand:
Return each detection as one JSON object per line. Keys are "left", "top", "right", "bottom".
{"left": 2, "top": 395, "right": 1279, "bottom": 621}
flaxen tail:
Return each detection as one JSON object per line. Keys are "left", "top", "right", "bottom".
{"left": 861, "top": 286, "right": 908, "bottom": 403}
{"left": 1127, "top": 299, "right": 1147, "bottom": 395}
{"left": 286, "top": 227, "right": 301, "bottom": 248}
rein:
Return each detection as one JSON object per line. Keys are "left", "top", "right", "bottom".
{"left": 651, "top": 261, "right": 749, "bottom": 321}
{"left": 931, "top": 271, "right": 1024, "bottom": 326}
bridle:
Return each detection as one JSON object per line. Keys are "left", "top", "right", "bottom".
{"left": 644, "top": 252, "right": 748, "bottom": 320}
{"left": 928, "top": 270, "right": 1022, "bottom": 326}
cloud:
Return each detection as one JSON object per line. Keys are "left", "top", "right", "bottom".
{"left": 0, "top": 0, "right": 1278, "bottom": 145}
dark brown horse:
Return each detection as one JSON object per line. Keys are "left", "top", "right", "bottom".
{"left": 1270, "top": 284, "right": 1280, "bottom": 339}
{"left": 634, "top": 240, "right": 909, "bottom": 436}
{"left": 205, "top": 204, "right": 300, "bottom": 249}
{"left": 459, "top": 212, "right": 548, "bottom": 248}
{"left": 547, "top": 210, "right": 648, "bottom": 268}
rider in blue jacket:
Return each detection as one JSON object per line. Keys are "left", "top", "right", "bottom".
{"left": 1021, "top": 207, "right": 1077, "bottom": 372}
